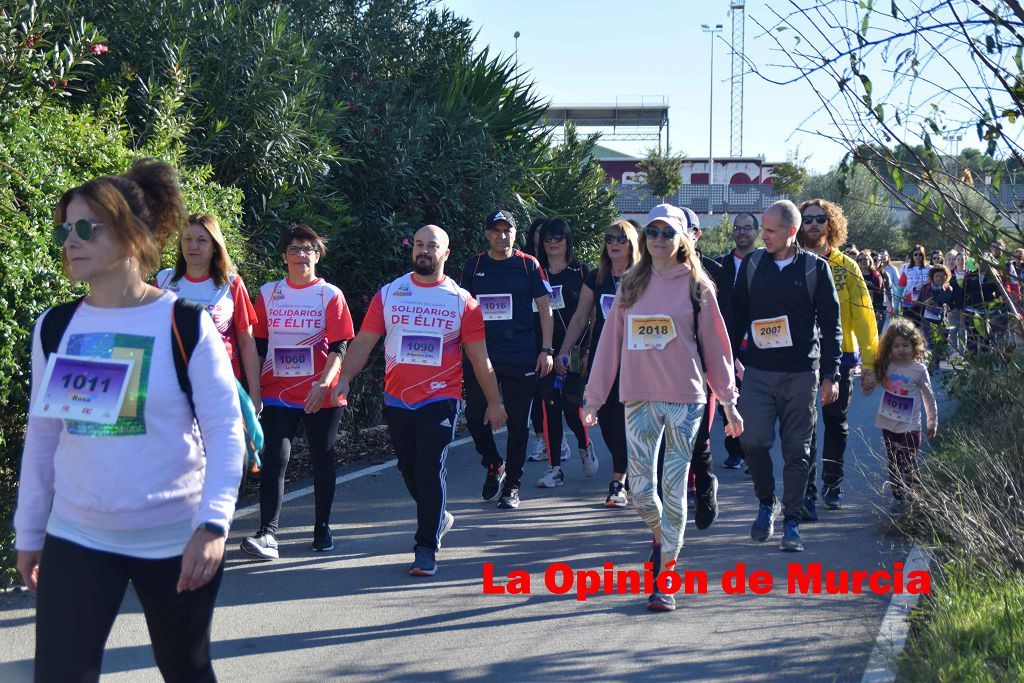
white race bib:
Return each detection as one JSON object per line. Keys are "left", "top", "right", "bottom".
{"left": 599, "top": 294, "right": 615, "bottom": 318}
{"left": 398, "top": 333, "right": 443, "bottom": 367}
{"left": 273, "top": 345, "right": 314, "bottom": 377}
{"left": 532, "top": 285, "right": 564, "bottom": 312}
{"left": 478, "top": 294, "right": 513, "bottom": 321}
{"left": 751, "top": 315, "right": 794, "bottom": 349}
{"left": 879, "top": 390, "right": 915, "bottom": 423}
{"left": 33, "top": 354, "right": 135, "bottom": 424}
{"left": 627, "top": 315, "right": 677, "bottom": 350}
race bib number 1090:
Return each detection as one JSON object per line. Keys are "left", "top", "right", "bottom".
{"left": 627, "top": 315, "right": 677, "bottom": 350}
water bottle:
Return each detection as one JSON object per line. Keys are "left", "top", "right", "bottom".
{"left": 554, "top": 355, "right": 569, "bottom": 390}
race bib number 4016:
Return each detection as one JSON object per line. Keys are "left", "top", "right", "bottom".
{"left": 478, "top": 294, "right": 513, "bottom": 321}
{"left": 627, "top": 315, "right": 677, "bottom": 350}
{"left": 751, "top": 315, "right": 794, "bottom": 349}
{"left": 33, "top": 355, "right": 135, "bottom": 424}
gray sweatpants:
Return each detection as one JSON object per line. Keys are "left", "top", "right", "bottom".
{"left": 738, "top": 367, "right": 818, "bottom": 522}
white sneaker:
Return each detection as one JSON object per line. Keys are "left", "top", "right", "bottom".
{"left": 580, "top": 443, "right": 599, "bottom": 478}
{"left": 537, "top": 466, "right": 565, "bottom": 488}
{"left": 527, "top": 436, "right": 548, "bottom": 461}
{"left": 438, "top": 511, "right": 455, "bottom": 550}
{"left": 560, "top": 437, "right": 571, "bottom": 463}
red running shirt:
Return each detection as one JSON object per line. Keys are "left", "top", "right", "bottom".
{"left": 253, "top": 278, "right": 355, "bottom": 409}
{"left": 361, "top": 274, "right": 485, "bottom": 409}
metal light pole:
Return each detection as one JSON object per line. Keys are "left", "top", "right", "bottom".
{"left": 513, "top": 31, "right": 520, "bottom": 76}
{"left": 702, "top": 23, "right": 723, "bottom": 213}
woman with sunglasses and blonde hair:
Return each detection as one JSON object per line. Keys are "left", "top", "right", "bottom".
{"left": 156, "top": 214, "right": 261, "bottom": 412}
{"left": 583, "top": 204, "right": 743, "bottom": 611}
{"left": 15, "top": 159, "right": 244, "bottom": 681}
{"left": 557, "top": 219, "right": 641, "bottom": 507}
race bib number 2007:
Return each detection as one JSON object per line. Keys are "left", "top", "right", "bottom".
{"left": 751, "top": 315, "right": 794, "bottom": 349}
{"left": 627, "top": 315, "right": 676, "bottom": 350}
{"left": 33, "top": 354, "right": 135, "bottom": 424}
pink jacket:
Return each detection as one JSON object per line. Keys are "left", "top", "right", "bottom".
{"left": 585, "top": 262, "right": 737, "bottom": 407}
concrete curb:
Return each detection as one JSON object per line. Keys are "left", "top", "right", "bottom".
{"left": 860, "top": 544, "right": 933, "bottom": 683}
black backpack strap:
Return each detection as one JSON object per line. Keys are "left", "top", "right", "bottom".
{"left": 691, "top": 283, "right": 706, "bottom": 372}
{"left": 171, "top": 298, "right": 205, "bottom": 413}
{"left": 39, "top": 297, "right": 86, "bottom": 359}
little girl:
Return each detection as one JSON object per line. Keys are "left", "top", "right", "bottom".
{"left": 866, "top": 318, "right": 938, "bottom": 515}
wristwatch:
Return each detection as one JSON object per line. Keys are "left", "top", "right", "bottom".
{"left": 541, "top": 347, "right": 555, "bottom": 355}
{"left": 199, "top": 522, "right": 228, "bottom": 537}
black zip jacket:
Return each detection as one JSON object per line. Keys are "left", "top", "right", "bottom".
{"left": 731, "top": 247, "right": 842, "bottom": 378}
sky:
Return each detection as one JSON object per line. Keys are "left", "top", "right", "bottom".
{"left": 437, "top": 0, "right": 1006, "bottom": 174}
{"left": 438, "top": 0, "right": 853, "bottom": 172}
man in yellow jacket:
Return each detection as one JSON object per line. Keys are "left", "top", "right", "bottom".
{"left": 797, "top": 199, "right": 879, "bottom": 517}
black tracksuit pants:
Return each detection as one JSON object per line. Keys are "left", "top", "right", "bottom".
{"left": 464, "top": 362, "right": 537, "bottom": 487}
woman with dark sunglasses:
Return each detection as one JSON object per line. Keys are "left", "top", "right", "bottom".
{"left": 15, "top": 159, "right": 245, "bottom": 681}
{"left": 897, "top": 245, "right": 930, "bottom": 325}
{"left": 557, "top": 220, "right": 641, "bottom": 506}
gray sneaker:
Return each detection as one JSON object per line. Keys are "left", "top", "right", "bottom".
{"left": 580, "top": 443, "right": 599, "bottom": 478}
{"left": 241, "top": 528, "right": 279, "bottom": 560}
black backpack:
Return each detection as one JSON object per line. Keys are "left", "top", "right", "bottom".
{"left": 38, "top": 297, "right": 204, "bottom": 411}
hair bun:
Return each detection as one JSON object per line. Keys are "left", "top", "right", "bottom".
{"left": 124, "top": 158, "right": 187, "bottom": 243}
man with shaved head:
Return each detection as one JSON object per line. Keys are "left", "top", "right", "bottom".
{"left": 730, "top": 201, "right": 842, "bottom": 553}
{"left": 334, "top": 224, "right": 507, "bottom": 576}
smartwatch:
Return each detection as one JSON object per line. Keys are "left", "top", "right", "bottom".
{"left": 541, "top": 347, "right": 555, "bottom": 356}
{"left": 199, "top": 522, "right": 228, "bottom": 537}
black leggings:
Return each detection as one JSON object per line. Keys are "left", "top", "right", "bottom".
{"left": 530, "top": 383, "right": 545, "bottom": 436}
{"left": 596, "top": 374, "right": 628, "bottom": 475}
{"left": 538, "top": 373, "right": 589, "bottom": 467}
{"left": 258, "top": 405, "right": 342, "bottom": 533}
{"left": 35, "top": 534, "right": 223, "bottom": 683}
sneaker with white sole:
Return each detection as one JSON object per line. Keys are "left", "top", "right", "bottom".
{"left": 437, "top": 511, "right": 455, "bottom": 550}
{"left": 241, "top": 528, "right": 279, "bottom": 560}
{"left": 605, "top": 480, "right": 628, "bottom": 508}
{"left": 580, "top": 443, "right": 599, "bottom": 478}
{"left": 537, "top": 466, "right": 565, "bottom": 488}
{"left": 311, "top": 523, "right": 334, "bottom": 552}
{"left": 482, "top": 464, "right": 505, "bottom": 501}
{"left": 527, "top": 436, "right": 548, "bottom": 462}
{"left": 559, "top": 437, "right": 571, "bottom": 464}
{"left": 409, "top": 545, "right": 437, "bottom": 576}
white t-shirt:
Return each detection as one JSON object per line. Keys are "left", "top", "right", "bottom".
{"left": 774, "top": 255, "right": 796, "bottom": 270}
{"left": 15, "top": 292, "right": 245, "bottom": 556}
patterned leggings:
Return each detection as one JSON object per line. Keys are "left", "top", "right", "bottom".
{"left": 625, "top": 401, "right": 705, "bottom": 559}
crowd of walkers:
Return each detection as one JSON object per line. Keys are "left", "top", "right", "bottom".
{"left": 12, "top": 158, "right": 1022, "bottom": 678}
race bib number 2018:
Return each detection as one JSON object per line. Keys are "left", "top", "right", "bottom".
{"left": 33, "top": 355, "right": 135, "bottom": 424}
{"left": 627, "top": 315, "right": 676, "bottom": 350}
{"left": 751, "top": 315, "right": 794, "bottom": 349}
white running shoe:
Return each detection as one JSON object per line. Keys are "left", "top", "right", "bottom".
{"left": 527, "top": 436, "right": 548, "bottom": 461}
{"left": 560, "top": 437, "right": 571, "bottom": 463}
{"left": 580, "top": 443, "right": 599, "bottom": 478}
{"left": 537, "top": 466, "right": 565, "bottom": 488}
{"left": 437, "top": 511, "right": 455, "bottom": 550}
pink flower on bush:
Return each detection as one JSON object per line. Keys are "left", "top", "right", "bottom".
{"left": 401, "top": 238, "right": 410, "bottom": 246}
{"left": 91, "top": 44, "right": 108, "bottom": 56}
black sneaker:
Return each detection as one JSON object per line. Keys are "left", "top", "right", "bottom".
{"left": 648, "top": 540, "right": 662, "bottom": 597}
{"left": 605, "top": 480, "right": 628, "bottom": 508}
{"left": 482, "top": 464, "right": 505, "bottom": 501}
{"left": 498, "top": 483, "right": 520, "bottom": 509}
{"left": 312, "top": 523, "right": 334, "bottom": 552}
{"left": 694, "top": 475, "right": 719, "bottom": 530}
{"left": 801, "top": 498, "right": 818, "bottom": 522}
{"left": 241, "top": 528, "right": 279, "bottom": 560}
{"left": 723, "top": 454, "right": 743, "bottom": 469}
{"left": 823, "top": 487, "right": 844, "bottom": 510}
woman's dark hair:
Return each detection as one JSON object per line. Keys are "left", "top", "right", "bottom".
{"left": 909, "top": 244, "right": 927, "bottom": 268}
{"left": 55, "top": 158, "right": 187, "bottom": 277}
{"left": 538, "top": 218, "right": 579, "bottom": 271}
{"left": 277, "top": 223, "right": 327, "bottom": 256}
{"left": 524, "top": 217, "right": 547, "bottom": 257}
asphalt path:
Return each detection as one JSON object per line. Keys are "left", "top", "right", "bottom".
{"left": 0, "top": 379, "right": 911, "bottom": 682}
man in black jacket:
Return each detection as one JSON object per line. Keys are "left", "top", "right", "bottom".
{"left": 731, "top": 200, "right": 842, "bottom": 553}
{"left": 717, "top": 212, "right": 760, "bottom": 469}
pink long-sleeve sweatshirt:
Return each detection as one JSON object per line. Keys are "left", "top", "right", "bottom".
{"left": 584, "top": 262, "right": 737, "bottom": 407}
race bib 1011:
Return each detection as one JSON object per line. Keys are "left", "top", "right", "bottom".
{"left": 751, "top": 315, "right": 794, "bottom": 349}
{"left": 33, "top": 354, "right": 135, "bottom": 424}
{"left": 627, "top": 315, "right": 677, "bottom": 350}
{"left": 398, "top": 334, "right": 443, "bottom": 367}
{"left": 273, "top": 345, "right": 314, "bottom": 377}
{"left": 478, "top": 293, "right": 513, "bottom": 321}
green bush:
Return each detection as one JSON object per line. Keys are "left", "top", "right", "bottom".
{"left": 0, "top": 103, "right": 245, "bottom": 589}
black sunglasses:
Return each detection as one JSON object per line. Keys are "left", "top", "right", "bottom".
{"left": 604, "top": 234, "right": 629, "bottom": 244}
{"left": 543, "top": 234, "right": 566, "bottom": 244}
{"left": 644, "top": 226, "right": 679, "bottom": 241}
{"left": 53, "top": 219, "right": 103, "bottom": 246}
{"left": 802, "top": 215, "right": 828, "bottom": 225}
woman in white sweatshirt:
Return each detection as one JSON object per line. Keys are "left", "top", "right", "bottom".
{"left": 15, "top": 159, "right": 245, "bottom": 682}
